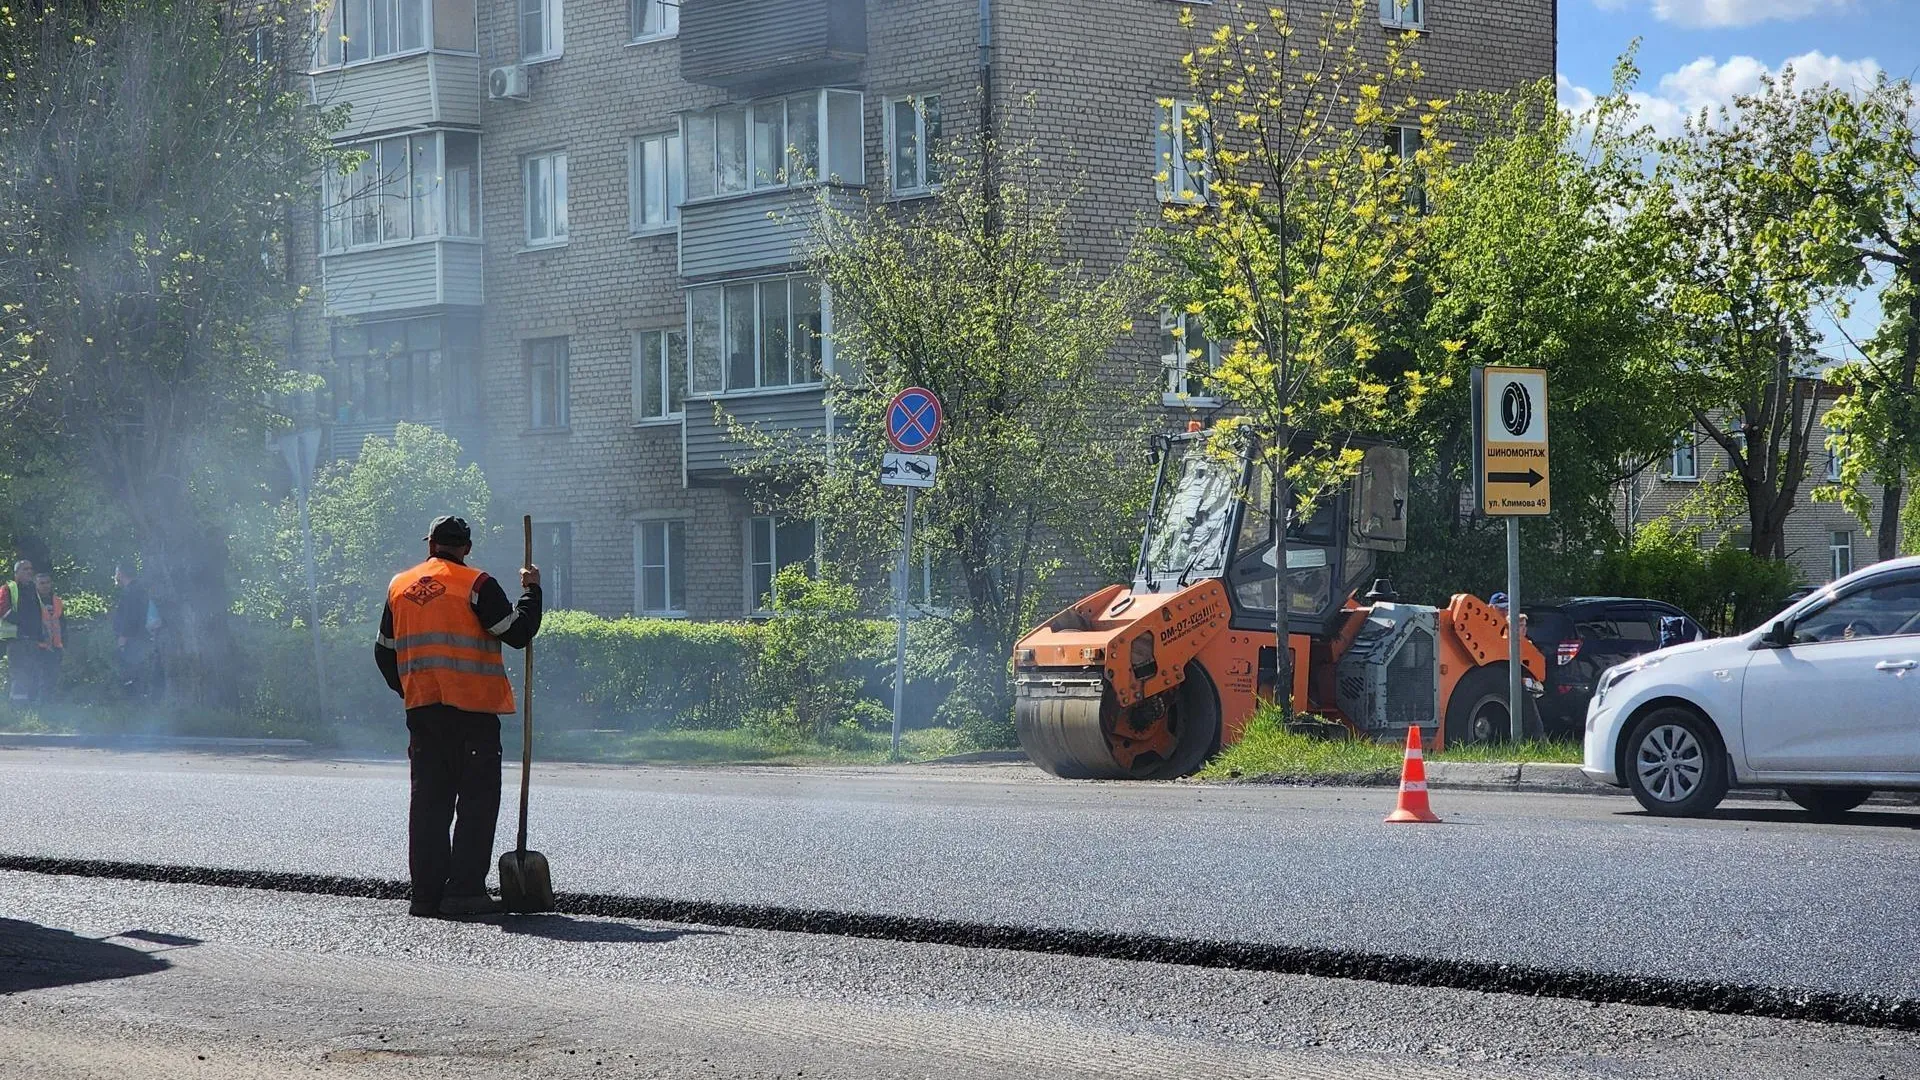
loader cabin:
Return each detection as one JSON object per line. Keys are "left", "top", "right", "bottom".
{"left": 1133, "top": 430, "right": 1408, "bottom": 642}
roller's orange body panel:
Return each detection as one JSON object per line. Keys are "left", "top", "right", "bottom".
{"left": 1015, "top": 584, "right": 1545, "bottom": 753}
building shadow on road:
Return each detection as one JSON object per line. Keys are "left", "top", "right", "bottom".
{"left": 489, "top": 915, "right": 725, "bottom": 945}
{"left": 0, "top": 918, "right": 178, "bottom": 993}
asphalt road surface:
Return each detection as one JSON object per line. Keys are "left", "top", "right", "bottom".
{"left": 0, "top": 747, "right": 1915, "bottom": 1006}
{"left": 6, "top": 870, "right": 1919, "bottom": 1079}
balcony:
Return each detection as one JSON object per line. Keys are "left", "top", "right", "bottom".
{"left": 680, "top": 0, "right": 866, "bottom": 94}
{"left": 683, "top": 388, "right": 832, "bottom": 483}
{"left": 680, "top": 187, "right": 860, "bottom": 281}
{"left": 321, "top": 240, "right": 483, "bottom": 317}
{"left": 307, "top": 52, "right": 481, "bottom": 138}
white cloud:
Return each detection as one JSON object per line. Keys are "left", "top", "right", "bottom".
{"left": 1592, "top": 0, "right": 1853, "bottom": 29}
{"left": 1559, "top": 51, "right": 1884, "bottom": 138}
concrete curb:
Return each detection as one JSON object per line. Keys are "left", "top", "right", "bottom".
{"left": 0, "top": 732, "right": 311, "bottom": 750}
{"left": 1242, "top": 759, "right": 1920, "bottom": 806}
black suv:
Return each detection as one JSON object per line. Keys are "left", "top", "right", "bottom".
{"left": 1522, "top": 598, "right": 1704, "bottom": 737}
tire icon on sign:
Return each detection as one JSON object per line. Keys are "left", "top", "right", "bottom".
{"left": 1500, "top": 381, "right": 1532, "bottom": 438}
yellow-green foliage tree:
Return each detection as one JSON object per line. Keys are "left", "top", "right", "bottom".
{"left": 1159, "top": 0, "right": 1451, "bottom": 699}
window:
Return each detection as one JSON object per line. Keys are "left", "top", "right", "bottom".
{"left": 322, "top": 132, "right": 480, "bottom": 254}
{"left": 634, "top": 328, "right": 688, "bottom": 421}
{"left": 636, "top": 520, "right": 687, "bottom": 615}
{"left": 1387, "top": 125, "right": 1426, "bottom": 211}
{"left": 1792, "top": 573, "right": 1920, "bottom": 643}
{"left": 323, "top": 315, "right": 478, "bottom": 425}
{"left": 525, "top": 338, "right": 569, "bottom": 429}
{"left": 1831, "top": 531, "right": 1854, "bottom": 581}
{"left": 887, "top": 94, "right": 943, "bottom": 196}
{"left": 524, "top": 151, "right": 568, "bottom": 245}
{"left": 687, "top": 276, "right": 826, "bottom": 395}
{"left": 682, "top": 90, "right": 863, "bottom": 201}
{"left": 629, "top": 0, "right": 678, "bottom": 41}
{"left": 251, "top": 26, "right": 276, "bottom": 66}
{"left": 747, "top": 518, "right": 818, "bottom": 612}
{"left": 1380, "top": 0, "right": 1423, "bottom": 28}
{"left": 1160, "top": 309, "right": 1217, "bottom": 403}
{"left": 1826, "top": 437, "right": 1847, "bottom": 482}
{"left": 520, "top": 0, "right": 561, "bottom": 60}
{"left": 531, "top": 522, "right": 573, "bottom": 609}
{"left": 1668, "top": 430, "right": 1698, "bottom": 481}
{"left": 1155, "top": 100, "right": 1211, "bottom": 205}
{"left": 313, "top": 0, "right": 428, "bottom": 67}
{"left": 629, "top": 132, "right": 685, "bottom": 232}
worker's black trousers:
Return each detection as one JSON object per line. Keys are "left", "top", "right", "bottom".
{"left": 405, "top": 706, "right": 502, "bottom": 906}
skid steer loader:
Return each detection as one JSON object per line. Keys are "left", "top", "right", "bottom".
{"left": 1014, "top": 428, "right": 1546, "bottom": 780}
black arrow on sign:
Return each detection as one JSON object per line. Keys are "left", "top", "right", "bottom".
{"left": 1487, "top": 468, "right": 1545, "bottom": 487}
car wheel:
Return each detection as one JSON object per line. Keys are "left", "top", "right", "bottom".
{"left": 1783, "top": 786, "right": 1872, "bottom": 819}
{"left": 1624, "top": 706, "right": 1729, "bottom": 817}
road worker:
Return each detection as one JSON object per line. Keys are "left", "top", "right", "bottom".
{"left": 374, "top": 516, "right": 541, "bottom": 918}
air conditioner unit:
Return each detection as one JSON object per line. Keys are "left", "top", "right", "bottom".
{"left": 488, "top": 64, "right": 530, "bottom": 102}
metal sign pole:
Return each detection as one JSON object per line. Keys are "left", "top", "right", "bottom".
{"left": 1506, "top": 515, "right": 1522, "bottom": 744}
{"left": 890, "top": 486, "right": 917, "bottom": 758}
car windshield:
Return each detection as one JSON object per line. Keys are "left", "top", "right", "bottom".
{"left": 1141, "top": 438, "right": 1242, "bottom": 580}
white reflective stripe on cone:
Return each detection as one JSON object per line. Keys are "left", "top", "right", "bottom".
{"left": 1406, "top": 750, "right": 1424, "bottom": 760}
{"left": 1400, "top": 781, "right": 1427, "bottom": 792}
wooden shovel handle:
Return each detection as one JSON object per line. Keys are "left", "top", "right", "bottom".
{"left": 517, "top": 515, "right": 533, "bottom": 855}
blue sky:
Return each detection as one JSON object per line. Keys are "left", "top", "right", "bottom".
{"left": 1559, "top": 0, "right": 1918, "bottom": 134}
{"left": 1556, "top": 1, "right": 1920, "bottom": 358}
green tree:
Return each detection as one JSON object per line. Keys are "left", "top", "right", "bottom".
{"left": 1397, "top": 73, "right": 1686, "bottom": 587}
{"left": 1650, "top": 69, "right": 1845, "bottom": 561}
{"left": 1778, "top": 77, "right": 1920, "bottom": 562}
{"left": 0, "top": 1, "right": 343, "bottom": 701}
{"left": 737, "top": 146, "right": 1150, "bottom": 740}
{"left": 1160, "top": 0, "right": 1450, "bottom": 701}
{"left": 238, "top": 424, "right": 492, "bottom": 628}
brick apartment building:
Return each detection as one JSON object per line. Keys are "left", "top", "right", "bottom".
{"left": 1615, "top": 392, "right": 1905, "bottom": 586}
{"left": 292, "top": 0, "right": 1556, "bottom": 618}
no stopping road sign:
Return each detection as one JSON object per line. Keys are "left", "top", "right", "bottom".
{"left": 885, "top": 387, "right": 943, "bottom": 454}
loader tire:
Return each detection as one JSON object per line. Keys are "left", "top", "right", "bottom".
{"left": 1443, "top": 663, "right": 1543, "bottom": 748}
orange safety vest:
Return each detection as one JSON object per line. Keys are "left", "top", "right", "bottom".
{"left": 386, "top": 558, "right": 516, "bottom": 715}
{"left": 39, "top": 594, "right": 61, "bottom": 650}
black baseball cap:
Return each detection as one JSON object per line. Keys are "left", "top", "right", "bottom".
{"left": 424, "top": 516, "right": 472, "bottom": 545}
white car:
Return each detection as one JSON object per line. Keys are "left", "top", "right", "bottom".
{"left": 1584, "top": 555, "right": 1920, "bottom": 817}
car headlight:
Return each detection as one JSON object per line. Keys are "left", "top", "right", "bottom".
{"left": 1593, "top": 656, "right": 1662, "bottom": 710}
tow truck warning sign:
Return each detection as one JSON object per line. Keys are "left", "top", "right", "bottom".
{"left": 1472, "top": 367, "right": 1551, "bottom": 517}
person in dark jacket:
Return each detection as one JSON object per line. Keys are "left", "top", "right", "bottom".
{"left": 375, "top": 516, "right": 541, "bottom": 918}
{"left": 111, "top": 564, "right": 154, "bottom": 698}
{"left": 1, "top": 561, "right": 43, "bottom": 702}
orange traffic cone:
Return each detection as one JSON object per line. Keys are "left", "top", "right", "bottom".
{"left": 1385, "top": 725, "right": 1443, "bottom": 824}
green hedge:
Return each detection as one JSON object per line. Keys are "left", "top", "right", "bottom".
{"left": 13, "top": 607, "right": 967, "bottom": 746}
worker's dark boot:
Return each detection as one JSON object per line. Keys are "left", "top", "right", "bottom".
{"left": 439, "top": 894, "right": 503, "bottom": 917}
{"left": 408, "top": 898, "right": 443, "bottom": 918}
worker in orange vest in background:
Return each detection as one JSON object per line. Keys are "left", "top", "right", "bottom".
{"left": 34, "top": 572, "right": 62, "bottom": 703}
{"left": 374, "top": 516, "right": 542, "bottom": 919}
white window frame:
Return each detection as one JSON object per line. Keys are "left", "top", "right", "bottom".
{"left": 885, "top": 93, "right": 942, "bottom": 197}
{"left": 322, "top": 131, "right": 481, "bottom": 255}
{"left": 680, "top": 89, "right": 865, "bottom": 203}
{"left": 531, "top": 521, "right": 572, "bottom": 609}
{"left": 635, "top": 519, "right": 687, "bottom": 617}
{"left": 1159, "top": 308, "right": 1219, "bottom": 406}
{"left": 1668, "top": 430, "right": 1699, "bottom": 482}
{"left": 1388, "top": 124, "right": 1427, "bottom": 212}
{"left": 1156, "top": 99, "right": 1212, "bottom": 206}
{"left": 1826, "top": 437, "right": 1847, "bottom": 482}
{"left": 628, "top": 0, "right": 678, "bottom": 43}
{"left": 525, "top": 337, "right": 569, "bottom": 430}
{"left": 1380, "top": 0, "right": 1423, "bottom": 29}
{"left": 523, "top": 150, "right": 568, "bottom": 247}
{"left": 629, "top": 131, "right": 685, "bottom": 234}
{"left": 311, "top": 0, "right": 432, "bottom": 70}
{"left": 633, "top": 327, "right": 687, "bottom": 423}
{"left": 745, "top": 517, "right": 818, "bottom": 615}
{"left": 1831, "top": 530, "right": 1854, "bottom": 581}
{"left": 686, "top": 275, "right": 830, "bottom": 397}
{"left": 520, "top": 0, "right": 563, "bottom": 61}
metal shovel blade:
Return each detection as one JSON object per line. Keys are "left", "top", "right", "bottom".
{"left": 498, "top": 848, "right": 554, "bottom": 914}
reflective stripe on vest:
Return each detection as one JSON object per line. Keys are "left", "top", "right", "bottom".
{"left": 386, "top": 558, "right": 516, "bottom": 715}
